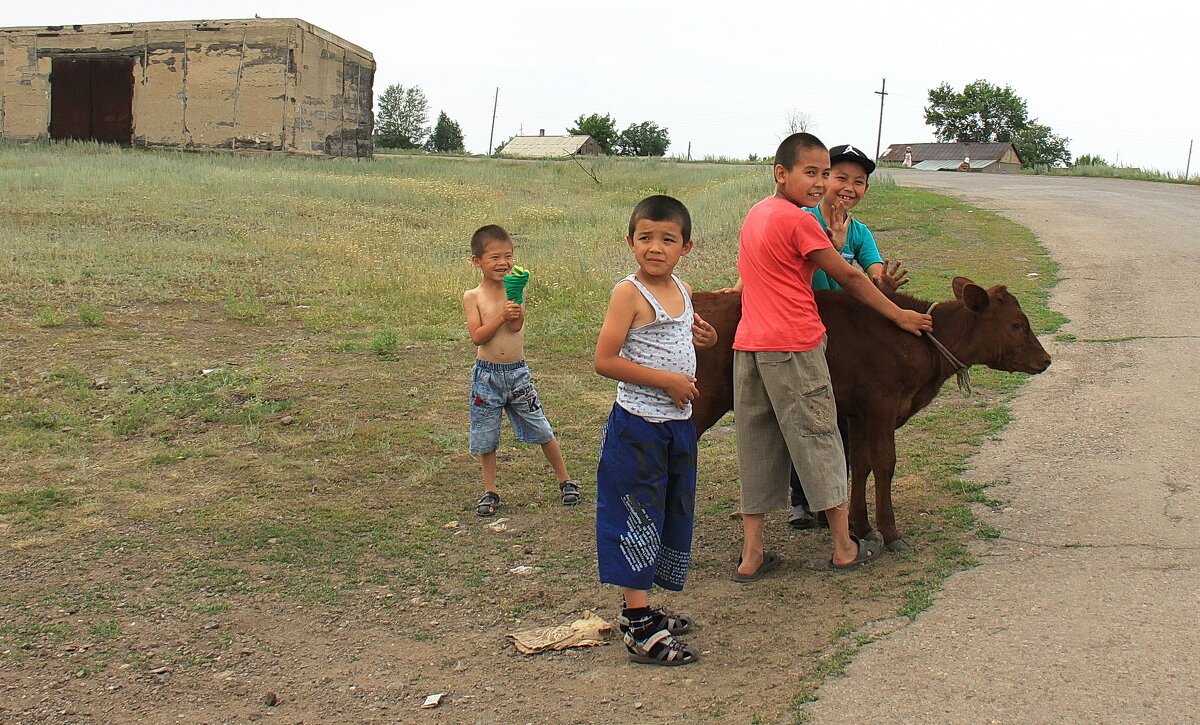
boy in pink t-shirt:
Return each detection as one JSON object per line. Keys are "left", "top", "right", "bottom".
{"left": 731, "top": 133, "right": 932, "bottom": 582}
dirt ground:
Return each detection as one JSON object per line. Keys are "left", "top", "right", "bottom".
{"left": 0, "top": 292, "right": 1006, "bottom": 725}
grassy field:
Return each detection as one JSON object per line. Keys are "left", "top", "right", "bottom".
{"left": 0, "top": 143, "right": 1062, "bottom": 723}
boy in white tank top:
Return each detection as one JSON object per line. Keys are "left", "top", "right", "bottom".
{"left": 593, "top": 195, "right": 717, "bottom": 666}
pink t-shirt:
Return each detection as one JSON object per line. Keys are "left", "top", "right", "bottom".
{"left": 733, "top": 196, "right": 832, "bottom": 352}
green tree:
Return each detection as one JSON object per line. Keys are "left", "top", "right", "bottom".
{"left": 567, "top": 113, "right": 617, "bottom": 154}
{"left": 491, "top": 135, "right": 513, "bottom": 156}
{"left": 616, "top": 121, "right": 670, "bottom": 157}
{"left": 1013, "top": 122, "right": 1071, "bottom": 168}
{"left": 925, "top": 80, "right": 1070, "bottom": 168}
{"left": 924, "top": 80, "right": 1029, "bottom": 143}
{"left": 426, "top": 111, "right": 465, "bottom": 153}
{"left": 1073, "top": 153, "right": 1109, "bottom": 167}
{"left": 375, "top": 84, "right": 430, "bottom": 149}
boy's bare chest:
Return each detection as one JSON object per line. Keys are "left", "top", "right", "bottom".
{"left": 476, "top": 291, "right": 508, "bottom": 317}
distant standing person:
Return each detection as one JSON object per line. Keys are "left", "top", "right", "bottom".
{"left": 462, "top": 224, "right": 580, "bottom": 518}
{"left": 903, "top": 146, "right": 913, "bottom": 167}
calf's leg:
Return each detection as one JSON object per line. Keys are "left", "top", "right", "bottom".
{"left": 865, "top": 416, "right": 905, "bottom": 550}
{"left": 846, "top": 419, "right": 874, "bottom": 539}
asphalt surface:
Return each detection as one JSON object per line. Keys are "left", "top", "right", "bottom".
{"left": 805, "top": 170, "right": 1200, "bottom": 724}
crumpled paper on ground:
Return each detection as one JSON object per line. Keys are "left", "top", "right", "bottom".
{"left": 505, "top": 611, "right": 614, "bottom": 654}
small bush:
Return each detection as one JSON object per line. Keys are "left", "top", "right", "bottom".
{"left": 77, "top": 304, "right": 106, "bottom": 327}
{"left": 33, "top": 306, "right": 65, "bottom": 328}
{"left": 371, "top": 330, "right": 399, "bottom": 358}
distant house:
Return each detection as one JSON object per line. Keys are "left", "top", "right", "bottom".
{"left": 881, "top": 142, "right": 1022, "bottom": 173}
{"left": 499, "top": 131, "right": 603, "bottom": 158}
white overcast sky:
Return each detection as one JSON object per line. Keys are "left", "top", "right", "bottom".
{"left": 10, "top": 1, "right": 1200, "bottom": 172}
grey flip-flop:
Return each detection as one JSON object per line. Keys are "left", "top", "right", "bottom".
{"left": 732, "top": 550, "right": 781, "bottom": 583}
{"left": 827, "top": 536, "right": 882, "bottom": 570}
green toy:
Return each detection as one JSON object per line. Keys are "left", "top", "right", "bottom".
{"left": 503, "top": 266, "right": 530, "bottom": 304}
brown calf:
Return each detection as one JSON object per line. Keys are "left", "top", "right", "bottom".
{"left": 692, "top": 277, "right": 1051, "bottom": 549}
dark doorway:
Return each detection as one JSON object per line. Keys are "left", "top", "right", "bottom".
{"left": 50, "top": 57, "right": 134, "bottom": 144}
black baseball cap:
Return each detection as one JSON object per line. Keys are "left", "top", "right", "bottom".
{"left": 828, "top": 144, "right": 876, "bottom": 175}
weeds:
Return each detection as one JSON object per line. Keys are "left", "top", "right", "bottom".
{"left": 77, "top": 303, "right": 106, "bottom": 327}
{"left": 32, "top": 305, "right": 65, "bottom": 327}
{"left": 222, "top": 288, "right": 267, "bottom": 323}
{"left": 370, "top": 330, "right": 399, "bottom": 358}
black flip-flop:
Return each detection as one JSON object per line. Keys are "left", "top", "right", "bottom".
{"left": 732, "top": 550, "right": 781, "bottom": 583}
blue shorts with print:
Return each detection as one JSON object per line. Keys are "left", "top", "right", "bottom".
{"left": 469, "top": 359, "right": 556, "bottom": 454}
{"left": 596, "top": 403, "right": 697, "bottom": 592}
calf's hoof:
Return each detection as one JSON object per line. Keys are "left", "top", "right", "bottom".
{"left": 885, "top": 538, "right": 910, "bottom": 552}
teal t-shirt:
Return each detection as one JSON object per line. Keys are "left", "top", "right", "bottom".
{"left": 804, "top": 205, "right": 884, "bottom": 291}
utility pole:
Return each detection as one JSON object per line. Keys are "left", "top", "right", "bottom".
{"left": 874, "top": 78, "right": 888, "bottom": 163}
{"left": 487, "top": 87, "right": 499, "bottom": 156}
{"left": 687, "top": 141, "right": 691, "bottom": 161}
{"left": 1187, "top": 139, "right": 1194, "bottom": 180}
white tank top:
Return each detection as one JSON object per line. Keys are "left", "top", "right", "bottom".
{"left": 616, "top": 274, "right": 696, "bottom": 422}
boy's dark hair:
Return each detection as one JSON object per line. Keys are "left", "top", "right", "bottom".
{"left": 774, "top": 132, "right": 826, "bottom": 171}
{"left": 470, "top": 224, "right": 512, "bottom": 257}
{"left": 628, "top": 195, "right": 692, "bottom": 242}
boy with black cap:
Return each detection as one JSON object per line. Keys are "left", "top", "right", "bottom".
{"left": 807, "top": 144, "right": 899, "bottom": 293}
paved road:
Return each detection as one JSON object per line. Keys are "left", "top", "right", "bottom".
{"left": 806, "top": 170, "right": 1200, "bottom": 724}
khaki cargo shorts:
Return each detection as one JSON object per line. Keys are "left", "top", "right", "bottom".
{"left": 733, "top": 341, "right": 848, "bottom": 514}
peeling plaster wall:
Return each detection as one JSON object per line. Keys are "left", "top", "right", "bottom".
{"left": 0, "top": 19, "right": 374, "bottom": 157}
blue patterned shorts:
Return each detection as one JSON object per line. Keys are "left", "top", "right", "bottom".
{"left": 596, "top": 403, "right": 697, "bottom": 592}
{"left": 469, "top": 359, "right": 555, "bottom": 454}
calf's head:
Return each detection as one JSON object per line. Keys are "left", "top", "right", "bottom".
{"left": 952, "top": 276, "right": 1052, "bottom": 375}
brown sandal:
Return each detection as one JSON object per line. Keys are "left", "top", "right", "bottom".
{"left": 475, "top": 491, "right": 500, "bottom": 517}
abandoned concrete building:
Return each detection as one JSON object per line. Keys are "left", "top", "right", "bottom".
{"left": 0, "top": 18, "right": 375, "bottom": 157}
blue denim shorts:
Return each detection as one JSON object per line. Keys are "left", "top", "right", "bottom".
{"left": 596, "top": 404, "right": 697, "bottom": 591}
{"left": 469, "top": 359, "right": 556, "bottom": 454}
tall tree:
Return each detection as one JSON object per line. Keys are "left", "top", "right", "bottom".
{"left": 616, "top": 121, "right": 670, "bottom": 157}
{"left": 925, "top": 80, "right": 1070, "bottom": 168}
{"left": 426, "top": 111, "right": 465, "bottom": 153}
{"left": 924, "top": 80, "right": 1029, "bottom": 143}
{"left": 1013, "top": 122, "right": 1071, "bottom": 168}
{"left": 567, "top": 113, "right": 618, "bottom": 155}
{"left": 375, "top": 84, "right": 430, "bottom": 149}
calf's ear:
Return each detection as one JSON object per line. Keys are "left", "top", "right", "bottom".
{"left": 962, "top": 283, "right": 990, "bottom": 313}
{"left": 951, "top": 276, "right": 976, "bottom": 300}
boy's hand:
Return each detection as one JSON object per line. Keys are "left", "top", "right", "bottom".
{"left": 892, "top": 309, "right": 933, "bottom": 336}
{"left": 826, "top": 200, "right": 850, "bottom": 251}
{"left": 871, "top": 258, "right": 910, "bottom": 293}
{"left": 692, "top": 313, "right": 718, "bottom": 349}
{"left": 502, "top": 301, "right": 523, "bottom": 321}
{"left": 664, "top": 373, "right": 700, "bottom": 410}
